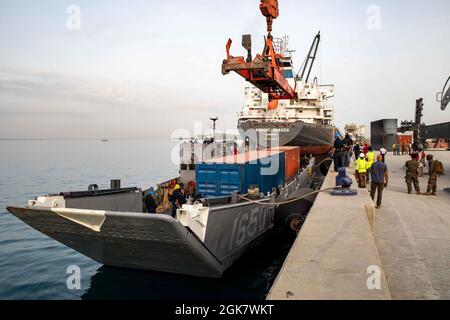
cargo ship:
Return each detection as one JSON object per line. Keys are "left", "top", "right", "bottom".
{"left": 236, "top": 33, "right": 336, "bottom": 152}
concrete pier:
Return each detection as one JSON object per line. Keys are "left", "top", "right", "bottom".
{"left": 267, "top": 161, "right": 391, "bottom": 300}
{"left": 268, "top": 151, "right": 450, "bottom": 300}
{"left": 374, "top": 151, "right": 450, "bottom": 299}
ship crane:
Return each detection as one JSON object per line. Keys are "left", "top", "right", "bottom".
{"left": 437, "top": 74, "right": 450, "bottom": 111}
{"left": 297, "top": 32, "right": 321, "bottom": 83}
{"left": 221, "top": 0, "right": 296, "bottom": 110}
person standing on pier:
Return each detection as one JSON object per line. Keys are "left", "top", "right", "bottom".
{"left": 380, "top": 147, "right": 387, "bottom": 163}
{"left": 424, "top": 154, "right": 438, "bottom": 196}
{"left": 333, "top": 134, "right": 345, "bottom": 171}
{"left": 363, "top": 143, "right": 368, "bottom": 156}
{"left": 417, "top": 149, "right": 426, "bottom": 177}
{"left": 405, "top": 153, "right": 421, "bottom": 195}
{"left": 370, "top": 155, "right": 389, "bottom": 208}
{"left": 353, "top": 143, "right": 361, "bottom": 160}
{"left": 355, "top": 153, "right": 368, "bottom": 188}
{"left": 343, "top": 133, "right": 353, "bottom": 167}
{"left": 366, "top": 147, "right": 376, "bottom": 182}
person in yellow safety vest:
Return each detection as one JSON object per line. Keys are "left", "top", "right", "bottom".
{"left": 366, "top": 146, "right": 376, "bottom": 182}
{"left": 355, "top": 153, "right": 368, "bottom": 188}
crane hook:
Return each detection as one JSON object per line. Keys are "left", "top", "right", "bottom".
{"left": 260, "top": 0, "right": 279, "bottom": 36}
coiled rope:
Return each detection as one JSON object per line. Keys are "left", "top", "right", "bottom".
{"left": 237, "top": 186, "right": 341, "bottom": 206}
{"left": 238, "top": 157, "right": 336, "bottom": 206}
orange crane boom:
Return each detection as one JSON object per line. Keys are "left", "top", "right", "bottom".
{"left": 221, "top": 0, "right": 296, "bottom": 107}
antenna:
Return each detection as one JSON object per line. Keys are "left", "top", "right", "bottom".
{"left": 210, "top": 117, "right": 219, "bottom": 140}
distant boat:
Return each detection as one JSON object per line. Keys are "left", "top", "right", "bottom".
{"left": 101, "top": 139, "right": 109, "bottom": 142}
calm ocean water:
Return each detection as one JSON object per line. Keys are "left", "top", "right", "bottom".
{"left": 0, "top": 139, "right": 294, "bottom": 300}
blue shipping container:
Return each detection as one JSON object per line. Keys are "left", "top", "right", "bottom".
{"left": 196, "top": 152, "right": 286, "bottom": 198}
{"left": 195, "top": 164, "right": 219, "bottom": 198}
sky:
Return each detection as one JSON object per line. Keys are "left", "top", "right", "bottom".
{"left": 0, "top": 0, "right": 449, "bottom": 139}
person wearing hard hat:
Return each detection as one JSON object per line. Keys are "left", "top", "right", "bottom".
{"left": 380, "top": 147, "right": 387, "bottom": 163}
{"left": 355, "top": 153, "right": 368, "bottom": 188}
{"left": 365, "top": 146, "right": 376, "bottom": 182}
{"left": 170, "top": 184, "right": 186, "bottom": 218}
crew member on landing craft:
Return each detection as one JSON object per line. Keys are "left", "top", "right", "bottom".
{"left": 170, "top": 184, "right": 186, "bottom": 218}
{"left": 144, "top": 189, "right": 157, "bottom": 214}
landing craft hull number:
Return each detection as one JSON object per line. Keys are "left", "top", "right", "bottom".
{"left": 229, "top": 206, "right": 271, "bottom": 251}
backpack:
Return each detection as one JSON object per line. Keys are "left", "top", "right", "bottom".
{"left": 435, "top": 160, "right": 444, "bottom": 175}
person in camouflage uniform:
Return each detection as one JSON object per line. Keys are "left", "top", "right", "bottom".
{"left": 405, "top": 152, "right": 421, "bottom": 195}
{"left": 425, "top": 154, "right": 438, "bottom": 196}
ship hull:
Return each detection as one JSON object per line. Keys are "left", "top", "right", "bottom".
{"left": 238, "top": 120, "right": 334, "bottom": 150}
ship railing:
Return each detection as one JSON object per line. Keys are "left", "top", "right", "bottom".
{"left": 272, "top": 37, "right": 285, "bottom": 55}
{"left": 284, "top": 105, "right": 326, "bottom": 110}
{"left": 238, "top": 110, "right": 266, "bottom": 118}
{"left": 319, "top": 84, "right": 335, "bottom": 97}
{"left": 283, "top": 160, "right": 315, "bottom": 196}
{"left": 319, "top": 84, "right": 335, "bottom": 90}
{"left": 298, "top": 93, "right": 320, "bottom": 100}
